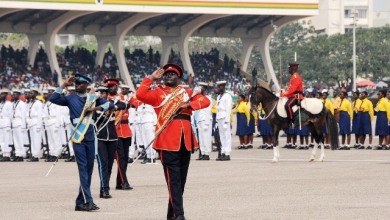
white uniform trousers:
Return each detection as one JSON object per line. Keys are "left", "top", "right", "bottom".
{"left": 0, "top": 127, "right": 12, "bottom": 157}
{"left": 29, "top": 126, "right": 42, "bottom": 157}
{"left": 47, "top": 125, "right": 62, "bottom": 157}
{"left": 65, "top": 124, "right": 74, "bottom": 156}
{"left": 129, "top": 124, "right": 136, "bottom": 158}
{"left": 13, "top": 127, "right": 25, "bottom": 157}
{"left": 23, "top": 129, "right": 29, "bottom": 146}
{"left": 141, "top": 122, "right": 156, "bottom": 159}
{"left": 135, "top": 123, "right": 144, "bottom": 146}
{"left": 198, "top": 121, "right": 212, "bottom": 155}
{"left": 217, "top": 120, "right": 231, "bottom": 155}
{"left": 41, "top": 129, "right": 47, "bottom": 146}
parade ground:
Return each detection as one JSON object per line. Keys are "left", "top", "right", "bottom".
{"left": 1, "top": 132, "right": 390, "bottom": 220}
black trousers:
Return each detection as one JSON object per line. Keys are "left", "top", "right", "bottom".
{"left": 160, "top": 137, "right": 191, "bottom": 218}
{"left": 116, "top": 137, "right": 131, "bottom": 186}
{"left": 285, "top": 97, "right": 298, "bottom": 120}
{"left": 96, "top": 140, "right": 117, "bottom": 193}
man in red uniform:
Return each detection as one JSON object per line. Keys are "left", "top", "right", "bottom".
{"left": 105, "top": 79, "right": 136, "bottom": 190}
{"left": 136, "top": 63, "right": 210, "bottom": 220}
{"left": 280, "top": 63, "right": 303, "bottom": 128}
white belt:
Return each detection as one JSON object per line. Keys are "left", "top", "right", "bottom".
{"left": 0, "top": 116, "right": 10, "bottom": 119}
{"left": 72, "top": 118, "right": 95, "bottom": 125}
{"left": 26, "top": 116, "right": 38, "bottom": 119}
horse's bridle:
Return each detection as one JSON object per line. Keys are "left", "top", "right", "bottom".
{"left": 250, "top": 86, "right": 278, "bottom": 119}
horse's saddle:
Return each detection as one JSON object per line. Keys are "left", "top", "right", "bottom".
{"left": 276, "top": 97, "right": 324, "bottom": 118}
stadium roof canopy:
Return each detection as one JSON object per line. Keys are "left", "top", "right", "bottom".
{"left": 0, "top": 0, "right": 318, "bottom": 90}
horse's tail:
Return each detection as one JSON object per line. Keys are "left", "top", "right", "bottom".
{"left": 325, "top": 109, "right": 339, "bottom": 150}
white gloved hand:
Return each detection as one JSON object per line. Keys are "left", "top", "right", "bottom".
{"left": 223, "top": 123, "right": 228, "bottom": 129}
{"left": 204, "top": 124, "right": 209, "bottom": 130}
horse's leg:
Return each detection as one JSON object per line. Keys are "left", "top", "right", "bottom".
{"left": 272, "top": 128, "right": 280, "bottom": 163}
{"left": 319, "top": 141, "right": 325, "bottom": 162}
{"left": 308, "top": 123, "right": 323, "bottom": 162}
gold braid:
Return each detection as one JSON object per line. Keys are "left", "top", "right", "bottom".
{"left": 155, "top": 87, "right": 184, "bottom": 134}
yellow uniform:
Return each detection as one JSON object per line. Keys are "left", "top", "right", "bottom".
{"left": 236, "top": 101, "right": 250, "bottom": 123}
{"left": 375, "top": 98, "right": 390, "bottom": 121}
{"left": 358, "top": 98, "right": 374, "bottom": 121}
{"left": 339, "top": 98, "right": 353, "bottom": 121}
{"left": 322, "top": 98, "right": 334, "bottom": 115}
{"left": 332, "top": 96, "right": 341, "bottom": 110}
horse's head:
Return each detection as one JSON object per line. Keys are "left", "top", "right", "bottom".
{"left": 248, "top": 85, "right": 261, "bottom": 110}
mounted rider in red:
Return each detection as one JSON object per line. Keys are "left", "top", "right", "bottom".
{"left": 280, "top": 63, "right": 303, "bottom": 128}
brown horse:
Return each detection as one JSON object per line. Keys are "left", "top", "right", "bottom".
{"left": 249, "top": 86, "right": 338, "bottom": 162}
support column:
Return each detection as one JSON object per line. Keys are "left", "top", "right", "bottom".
{"left": 176, "top": 14, "right": 228, "bottom": 75}
{"left": 95, "top": 36, "right": 109, "bottom": 67}
{"left": 42, "top": 11, "right": 93, "bottom": 84}
{"left": 240, "top": 38, "right": 257, "bottom": 73}
{"left": 258, "top": 16, "right": 306, "bottom": 91}
{"left": 111, "top": 13, "right": 161, "bottom": 91}
{"left": 160, "top": 37, "right": 174, "bottom": 66}
{"left": 26, "top": 34, "right": 41, "bottom": 66}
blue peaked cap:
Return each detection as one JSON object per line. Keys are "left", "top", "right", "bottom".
{"left": 75, "top": 74, "right": 92, "bottom": 83}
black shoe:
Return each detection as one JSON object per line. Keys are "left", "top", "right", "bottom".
{"left": 336, "top": 146, "right": 344, "bottom": 150}
{"left": 324, "top": 145, "right": 330, "bottom": 149}
{"left": 309, "top": 143, "right": 315, "bottom": 148}
{"left": 12, "top": 156, "right": 24, "bottom": 162}
{"left": 26, "top": 157, "right": 39, "bottom": 162}
{"left": 247, "top": 144, "right": 253, "bottom": 149}
{"left": 116, "top": 183, "right": 133, "bottom": 190}
{"left": 85, "top": 202, "right": 99, "bottom": 211}
{"left": 366, "top": 145, "right": 372, "bottom": 150}
{"left": 216, "top": 153, "right": 225, "bottom": 161}
{"left": 40, "top": 151, "right": 49, "bottom": 159}
{"left": 174, "top": 215, "right": 187, "bottom": 220}
{"left": 196, "top": 155, "right": 204, "bottom": 160}
{"left": 128, "top": 158, "right": 134, "bottom": 163}
{"left": 356, "top": 145, "right": 365, "bottom": 150}
{"left": 373, "top": 145, "right": 382, "bottom": 150}
{"left": 202, "top": 155, "right": 210, "bottom": 160}
{"left": 236, "top": 145, "right": 247, "bottom": 150}
{"left": 100, "top": 190, "right": 112, "bottom": 199}
{"left": 0, "top": 157, "right": 11, "bottom": 162}
{"left": 75, "top": 204, "right": 89, "bottom": 211}
{"left": 383, "top": 146, "right": 389, "bottom": 150}
{"left": 141, "top": 158, "right": 151, "bottom": 164}
{"left": 343, "top": 146, "right": 350, "bottom": 150}
{"left": 65, "top": 156, "right": 75, "bottom": 162}
{"left": 221, "top": 155, "right": 230, "bottom": 161}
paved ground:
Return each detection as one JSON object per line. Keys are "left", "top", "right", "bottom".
{"left": 1, "top": 132, "right": 390, "bottom": 219}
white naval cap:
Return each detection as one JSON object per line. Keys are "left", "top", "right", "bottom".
{"left": 182, "top": 85, "right": 189, "bottom": 88}
{"left": 47, "top": 86, "right": 56, "bottom": 91}
{"left": 96, "top": 86, "right": 108, "bottom": 92}
{"left": 42, "top": 89, "right": 49, "bottom": 94}
{"left": 67, "top": 86, "right": 75, "bottom": 91}
{"left": 121, "top": 84, "right": 131, "bottom": 89}
{"left": 12, "top": 89, "right": 21, "bottom": 94}
{"left": 321, "top": 89, "right": 328, "bottom": 94}
{"left": 306, "top": 88, "right": 313, "bottom": 93}
{"left": 30, "top": 88, "right": 40, "bottom": 94}
{"left": 216, "top": 81, "right": 227, "bottom": 85}
{"left": 0, "top": 89, "right": 9, "bottom": 93}
{"left": 24, "top": 89, "right": 31, "bottom": 92}
{"left": 198, "top": 82, "right": 208, "bottom": 87}
{"left": 136, "top": 84, "right": 141, "bottom": 88}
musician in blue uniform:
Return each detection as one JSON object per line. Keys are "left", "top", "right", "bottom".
{"left": 50, "top": 74, "right": 114, "bottom": 212}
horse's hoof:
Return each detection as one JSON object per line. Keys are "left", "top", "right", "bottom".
{"left": 309, "top": 158, "right": 314, "bottom": 162}
{"left": 309, "top": 155, "right": 315, "bottom": 162}
{"left": 318, "top": 157, "right": 324, "bottom": 162}
{"left": 272, "top": 158, "right": 279, "bottom": 163}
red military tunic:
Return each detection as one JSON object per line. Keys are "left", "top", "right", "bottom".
{"left": 281, "top": 72, "right": 304, "bottom": 99}
{"left": 107, "top": 94, "right": 134, "bottom": 138}
{"left": 136, "top": 78, "right": 211, "bottom": 151}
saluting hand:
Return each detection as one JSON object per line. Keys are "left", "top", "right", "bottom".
{"left": 149, "top": 68, "right": 164, "bottom": 81}
{"left": 65, "top": 76, "right": 75, "bottom": 86}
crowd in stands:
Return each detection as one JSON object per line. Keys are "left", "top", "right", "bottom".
{"left": 0, "top": 44, "right": 253, "bottom": 96}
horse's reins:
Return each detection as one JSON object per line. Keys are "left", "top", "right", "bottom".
{"left": 252, "top": 88, "right": 278, "bottom": 120}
